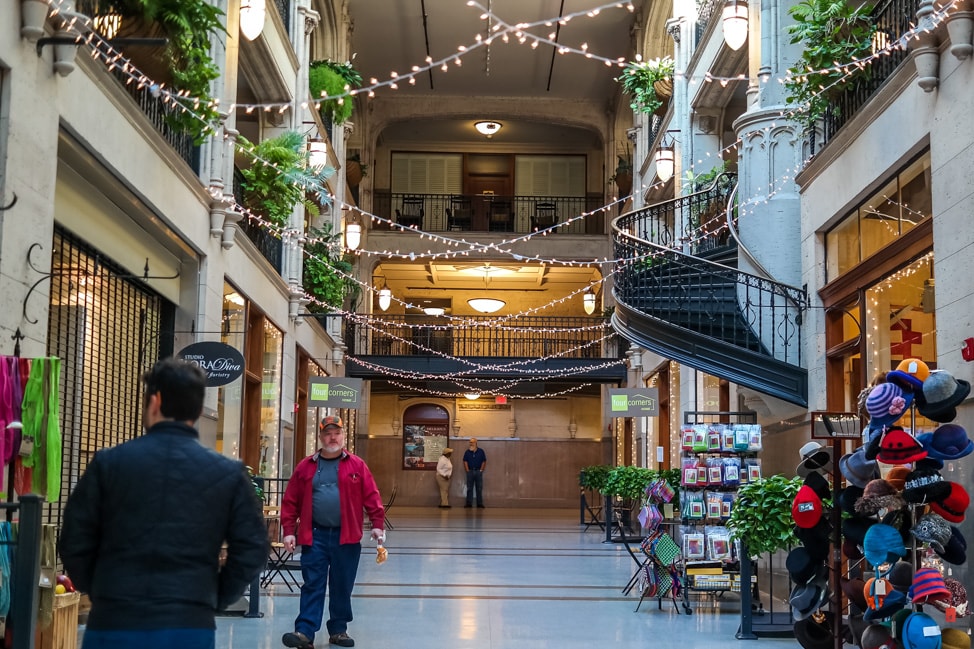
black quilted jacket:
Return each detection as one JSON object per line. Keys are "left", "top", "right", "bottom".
{"left": 59, "top": 421, "right": 269, "bottom": 630}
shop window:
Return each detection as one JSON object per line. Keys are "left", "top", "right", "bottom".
{"left": 217, "top": 284, "right": 246, "bottom": 458}
{"left": 402, "top": 403, "right": 450, "bottom": 470}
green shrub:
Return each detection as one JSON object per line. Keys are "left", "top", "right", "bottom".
{"left": 579, "top": 465, "right": 613, "bottom": 493}
{"left": 309, "top": 60, "right": 362, "bottom": 125}
{"left": 726, "top": 475, "right": 802, "bottom": 557}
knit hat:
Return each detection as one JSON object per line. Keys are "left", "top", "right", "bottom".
{"left": 793, "top": 485, "right": 824, "bottom": 528}
{"left": 910, "top": 513, "right": 952, "bottom": 552}
{"left": 863, "top": 523, "right": 907, "bottom": 568}
{"left": 918, "top": 370, "right": 971, "bottom": 423}
{"left": 867, "top": 382, "right": 912, "bottom": 427}
{"left": 840, "top": 485, "right": 866, "bottom": 515}
{"left": 794, "top": 612, "right": 835, "bottom": 649}
{"left": 863, "top": 577, "right": 907, "bottom": 621}
{"left": 797, "top": 441, "right": 834, "bottom": 477}
{"left": 919, "top": 424, "right": 974, "bottom": 461}
{"left": 888, "top": 560, "right": 914, "bottom": 594}
{"left": 935, "top": 526, "right": 967, "bottom": 565}
{"left": 878, "top": 427, "right": 928, "bottom": 465}
{"left": 843, "top": 538, "right": 864, "bottom": 561}
{"left": 887, "top": 358, "right": 931, "bottom": 392}
{"left": 857, "top": 479, "right": 906, "bottom": 516}
{"left": 929, "top": 578, "right": 968, "bottom": 618}
{"left": 902, "top": 465, "right": 950, "bottom": 504}
{"left": 900, "top": 612, "right": 942, "bottom": 649}
{"left": 885, "top": 465, "right": 911, "bottom": 491}
{"left": 908, "top": 568, "right": 950, "bottom": 604}
{"left": 929, "top": 482, "right": 969, "bottom": 523}
{"left": 941, "top": 629, "right": 971, "bottom": 649}
{"left": 841, "top": 449, "right": 882, "bottom": 488}
{"left": 790, "top": 572, "right": 831, "bottom": 621}
{"left": 861, "top": 623, "right": 898, "bottom": 649}
{"left": 841, "top": 576, "right": 869, "bottom": 611}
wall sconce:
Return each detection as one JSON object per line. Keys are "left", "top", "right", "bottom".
{"left": 333, "top": 347, "right": 345, "bottom": 365}
{"left": 21, "top": 0, "right": 51, "bottom": 41}
{"left": 583, "top": 290, "right": 597, "bottom": 315}
{"left": 239, "top": 0, "right": 266, "bottom": 41}
{"left": 946, "top": 1, "right": 973, "bottom": 60}
{"left": 344, "top": 222, "right": 361, "bottom": 250}
{"left": 308, "top": 137, "right": 328, "bottom": 170}
{"left": 568, "top": 420, "right": 578, "bottom": 439}
{"left": 722, "top": 0, "right": 749, "bottom": 51}
{"left": 464, "top": 393, "right": 480, "bottom": 400}
{"left": 474, "top": 121, "right": 502, "bottom": 139}
{"left": 655, "top": 139, "right": 675, "bottom": 183}
{"left": 391, "top": 416, "right": 401, "bottom": 435}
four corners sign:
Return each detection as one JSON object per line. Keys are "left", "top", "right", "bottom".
{"left": 607, "top": 388, "right": 660, "bottom": 417}
{"left": 308, "top": 377, "right": 364, "bottom": 409}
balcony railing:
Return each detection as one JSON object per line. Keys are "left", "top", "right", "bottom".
{"left": 346, "top": 315, "right": 611, "bottom": 358}
{"left": 813, "top": 0, "right": 917, "bottom": 152}
{"left": 232, "top": 168, "right": 284, "bottom": 272}
{"left": 372, "top": 192, "right": 605, "bottom": 235}
{"left": 273, "top": 0, "right": 291, "bottom": 36}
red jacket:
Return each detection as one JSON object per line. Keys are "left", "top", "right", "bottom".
{"left": 281, "top": 450, "right": 385, "bottom": 545}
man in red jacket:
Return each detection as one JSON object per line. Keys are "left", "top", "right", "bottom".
{"left": 281, "top": 416, "right": 384, "bottom": 649}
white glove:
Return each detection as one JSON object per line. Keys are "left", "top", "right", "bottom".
{"left": 370, "top": 528, "right": 386, "bottom": 544}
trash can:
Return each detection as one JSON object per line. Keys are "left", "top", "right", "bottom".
{"left": 37, "top": 591, "right": 81, "bottom": 649}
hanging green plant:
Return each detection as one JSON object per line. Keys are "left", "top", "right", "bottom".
{"left": 616, "top": 56, "right": 675, "bottom": 115}
{"left": 785, "top": 0, "right": 876, "bottom": 131}
{"left": 302, "top": 223, "right": 358, "bottom": 312}
{"left": 726, "top": 475, "right": 802, "bottom": 557}
{"left": 237, "top": 131, "right": 333, "bottom": 227}
{"left": 309, "top": 59, "right": 363, "bottom": 125}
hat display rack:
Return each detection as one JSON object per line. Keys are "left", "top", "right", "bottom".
{"left": 796, "top": 359, "right": 972, "bottom": 649}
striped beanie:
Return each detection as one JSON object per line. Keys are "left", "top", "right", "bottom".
{"left": 908, "top": 568, "right": 950, "bottom": 604}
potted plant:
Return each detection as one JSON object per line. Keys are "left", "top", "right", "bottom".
{"left": 726, "top": 475, "right": 802, "bottom": 558}
{"left": 785, "top": 0, "right": 876, "bottom": 131}
{"left": 345, "top": 153, "right": 366, "bottom": 187}
{"left": 237, "top": 131, "right": 332, "bottom": 227}
{"left": 309, "top": 59, "right": 363, "bottom": 125}
{"left": 609, "top": 148, "right": 633, "bottom": 197}
{"left": 302, "top": 223, "right": 359, "bottom": 313}
{"left": 617, "top": 56, "right": 676, "bottom": 115}
{"left": 579, "top": 464, "right": 613, "bottom": 494}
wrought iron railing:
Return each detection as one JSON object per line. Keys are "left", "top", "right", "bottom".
{"left": 273, "top": 0, "right": 291, "bottom": 36}
{"left": 233, "top": 168, "right": 284, "bottom": 272}
{"left": 372, "top": 192, "right": 605, "bottom": 235}
{"left": 695, "top": 0, "right": 723, "bottom": 43}
{"left": 345, "top": 314, "right": 612, "bottom": 358}
{"left": 812, "top": 0, "right": 917, "bottom": 152}
{"left": 615, "top": 174, "right": 736, "bottom": 253}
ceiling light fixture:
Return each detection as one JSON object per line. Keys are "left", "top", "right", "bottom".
{"left": 464, "top": 393, "right": 481, "bottom": 400}
{"left": 466, "top": 264, "right": 506, "bottom": 313}
{"left": 655, "top": 138, "right": 675, "bottom": 183}
{"left": 721, "top": 0, "right": 748, "bottom": 51}
{"left": 239, "top": 0, "right": 266, "bottom": 41}
{"left": 583, "top": 291, "right": 597, "bottom": 315}
{"left": 423, "top": 307, "right": 446, "bottom": 316}
{"left": 474, "top": 121, "right": 502, "bottom": 139}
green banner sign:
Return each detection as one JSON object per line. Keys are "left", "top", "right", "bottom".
{"left": 606, "top": 388, "right": 659, "bottom": 416}
{"left": 308, "top": 377, "right": 364, "bottom": 408}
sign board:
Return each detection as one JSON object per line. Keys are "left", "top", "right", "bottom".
{"left": 308, "top": 377, "right": 364, "bottom": 409}
{"left": 810, "top": 411, "right": 860, "bottom": 439}
{"left": 606, "top": 388, "right": 660, "bottom": 417}
{"left": 177, "top": 342, "right": 245, "bottom": 387}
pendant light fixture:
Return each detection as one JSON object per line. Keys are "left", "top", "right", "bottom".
{"left": 344, "top": 222, "right": 361, "bottom": 250}
{"left": 467, "top": 264, "right": 506, "bottom": 314}
{"left": 239, "top": 0, "right": 266, "bottom": 41}
{"left": 721, "top": 0, "right": 749, "bottom": 51}
{"left": 583, "top": 291, "right": 597, "bottom": 315}
{"left": 655, "top": 141, "right": 675, "bottom": 182}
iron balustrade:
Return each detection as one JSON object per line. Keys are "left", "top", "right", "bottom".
{"left": 274, "top": 0, "right": 291, "bottom": 36}
{"left": 233, "top": 168, "right": 284, "bottom": 272}
{"left": 615, "top": 174, "right": 736, "bottom": 253}
{"left": 372, "top": 192, "right": 605, "bottom": 235}
{"left": 811, "top": 0, "right": 917, "bottom": 153}
{"left": 346, "top": 314, "right": 611, "bottom": 359}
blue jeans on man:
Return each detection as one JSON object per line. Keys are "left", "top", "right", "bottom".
{"left": 294, "top": 526, "right": 362, "bottom": 643}
{"left": 465, "top": 469, "right": 484, "bottom": 507}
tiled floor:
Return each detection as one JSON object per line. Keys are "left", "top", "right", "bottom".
{"left": 96, "top": 507, "right": 804, "bottom": 648}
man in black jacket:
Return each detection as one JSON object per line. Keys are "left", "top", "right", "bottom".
{"left": 59, "top": 357, "right": 268, "bottom": 649}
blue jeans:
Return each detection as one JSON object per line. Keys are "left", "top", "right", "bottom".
{"left": 295, "top": 527, "right": 362, "bottom": 642}
{"left": 466, "top": 469, "right": 484, "bottom": 506}
{"left": 82, "top": 628, "right": 214, "bottom": 649}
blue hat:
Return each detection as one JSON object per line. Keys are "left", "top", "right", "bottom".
{"left": 919, "top": 424, "right": 974, "bottom": 461}
{"left": 900, "top": 612, "right": 942, "bottom": 649}
{"left": 863, "top": 523, "right": 906, "bottom": 568}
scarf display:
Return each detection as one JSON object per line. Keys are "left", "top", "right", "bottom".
{"left": 18, "top": 357, "right": 62, "bottom": 501}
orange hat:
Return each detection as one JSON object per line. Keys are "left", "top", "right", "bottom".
{"left": 885, "top": 466, "right": 911, "bottom": 491}
{"left": 320, "top": 415, "right": 344, "bottom": 430}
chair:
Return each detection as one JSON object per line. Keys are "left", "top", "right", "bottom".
{"left": 488, "top": 200, "right": 513, "bottom": 231}
{"left": 260, "top": 505, "right": 300, "bottom": 591}
{"left": 447, "top": 196, "right": 473, "bottom": 231}
{"left": 531, "top": 202, "right": 557, "bottom": 231}
{"left": 397, "top": 197, "right": 424, "bottom": 228}
{"left": 382, "top": 484, "right": 398, "bottom": 531}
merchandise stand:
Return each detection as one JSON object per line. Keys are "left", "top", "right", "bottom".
{"left": 680, "top": 412, "right": 759, "bottom": 618}
{"left": 0, "top": 494, "right": 44, "bottom": 649}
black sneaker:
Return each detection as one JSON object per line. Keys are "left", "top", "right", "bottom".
{"left": 329, "top": 632, "right": 355, "bottom": 647}
{"left": 282, "top": 631, "right": 314, "bottom": 649}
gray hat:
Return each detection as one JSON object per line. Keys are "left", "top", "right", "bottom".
{"left": 840, "top": 449, "right": 881, "bottom": 489}
{"left": 918, "top": 370, "right": 972, "bottom": 423}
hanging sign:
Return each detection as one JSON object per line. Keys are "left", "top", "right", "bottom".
{"left": 309, "top": 377, "right": 364, "bottom": 408}
{"left": 177, "top": 342, "right": 245, "bottom": 387}
{"left": 606, "top": 388, "right": 660, "bottom": 416}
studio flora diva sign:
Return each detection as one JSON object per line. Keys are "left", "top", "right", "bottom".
{"left": 177, "top": 342, "right": 245, "bottom": 387}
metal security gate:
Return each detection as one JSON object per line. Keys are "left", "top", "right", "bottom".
{"left": 44, "top": 228, "right": 174, "bottom": 529}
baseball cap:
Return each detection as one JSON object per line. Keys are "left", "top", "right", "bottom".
{"left": 320, "top": 415, "right": 344, "bottom": 430}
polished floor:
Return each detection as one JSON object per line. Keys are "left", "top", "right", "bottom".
{"left": 100, "top": 507, "right": 803, "bottom": 648}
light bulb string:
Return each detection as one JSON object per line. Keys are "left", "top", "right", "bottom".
{"left": 385, "top": 377, "right": 596, "bottom": 399}
{"left": 347, "top": 349, "right": 624, "bottom": 378}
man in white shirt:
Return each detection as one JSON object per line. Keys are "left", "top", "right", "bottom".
{"left": 436, "top": 448, "right": 454, "bottom": 508}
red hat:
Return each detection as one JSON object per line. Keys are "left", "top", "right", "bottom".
{"left": 930, "top": 482, "right": 969, "bottom": 523}
{"left": 793, "top": 485, "right": 824, "bottom": 528}
{"left": 877, "top": 427, "right": 927, "bottom": 464}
